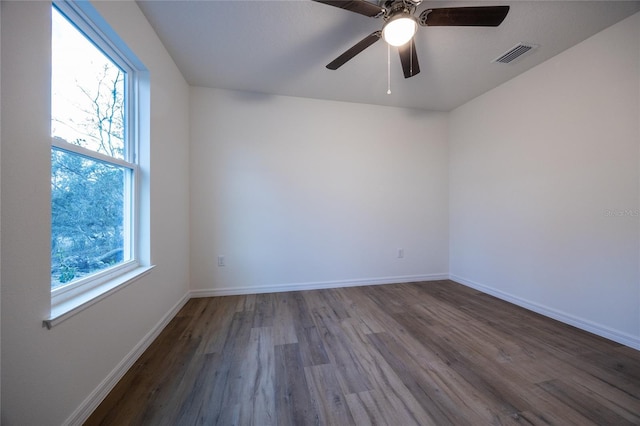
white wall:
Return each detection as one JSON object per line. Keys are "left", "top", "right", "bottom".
{"left": 449, "top": 12, "right": 640, "bottom": 347}
{"left": 190, "top": 88, "right": 449, "bottom": 294}
{"left": 0, "top": 1, "right": 190, "bottom": 424}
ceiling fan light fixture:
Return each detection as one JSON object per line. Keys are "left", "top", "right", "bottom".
{"left": 382, "top": 14, "right": 417, "bottom": 47}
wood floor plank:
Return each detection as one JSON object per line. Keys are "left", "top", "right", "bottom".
{"left": 527, "top": 351, "right": 640, "bottom": 423}
{"left": 344, "top": 389, "right": 427, "bottom": 426}
{"left": 193, "top": 295, "right": 243, "bottom": 355}
{"left": 304, "top": 364, "right": 354, "bottom": 426}
{"left": 338, "top": 318, "right": 436, "bottom": 425}
{"left": 235, "top": 293, "right": 256, "bottom": 312}
{"left": 252, "top": 293, "right": 275, "bottom": 328}
{"left": 274, "top": 343, "right": 320, "bottom": 425}
{"left": 272, "top": 292, "right": 299, "bottom": 346}
{"left": 239, "top": 327, "right": 276, "bottom": 426}
{"left": 310, "top": 303, "right": 373, "bottom": 394}
{"left": 365, "top": 283, "right": 414, "bottom": 314}
{"left": 283, "top": 291, "right": 332, "bottom": 366}
{"left": 175, "top": 310, "right": 254, "bottom": 425}
{"left": 522, "top": 385, "right": 601, "bottom": 425}
{"left": 334, "top": 287, "right": 387, "bottom": 334}
{"left": 578, "top": 346, "right": 640, "bottom": 390}
{"left": 367, "top": 331, "right": 478, "bottom": 425}
{"left": 386, "top": 313, "right": 555, "bottom": 422}
{"left": 313, "top": 288, "right": 352, "bottom": 321}
{"left": 289, "top": 291, "right": 316, "bottom": 329}
{"left": 344, "top": 391, "right": 387, "bottom": 426}
{"left": 171, "top": 352, "right": 222, "bottom": 425}
{"left": 87, "top": 280, "right": 640, "bottom": 425}
{"left": 537, "top": 379, "right": 637, "bottom": 425}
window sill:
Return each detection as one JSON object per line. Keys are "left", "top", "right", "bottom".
{"left": 43, "top": 265, "right": 155, "bottom": 329}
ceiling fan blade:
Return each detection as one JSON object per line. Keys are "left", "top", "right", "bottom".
{"left": 312, "top": 0, "right": 385, "bottom": 18}
{"left": 326, "top": 31, "right": 381, "bottom": 70}
{"left": 420, "top": 6, "right": 510, "bottom": 27}
{"left": 398, "top": 39, "right": 420, "bottom": 78}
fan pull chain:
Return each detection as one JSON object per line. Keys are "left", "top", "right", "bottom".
{"left": 387, "top": 43, "right": 391, "bottom": 95}
{"left": 410, "top": 41, "right": 413, "bottom": 75}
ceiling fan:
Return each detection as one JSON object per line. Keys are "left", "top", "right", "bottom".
{"left": 313, "top": 0, "right": 510, "bottom": 78}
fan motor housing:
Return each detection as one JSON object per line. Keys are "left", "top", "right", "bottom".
{"left": 382, "top": 0, "right": 420, "bottom": 20}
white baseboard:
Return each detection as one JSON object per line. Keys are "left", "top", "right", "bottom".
{"left": 190, "top": 273, "right": 449, "bottom": 297}
{"left": 63, "top": 292, "right": 191, "bottom": 426}
{"left": 450, "top": 274, "right": 640, "bottom": 351}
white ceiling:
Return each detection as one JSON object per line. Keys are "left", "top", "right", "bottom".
{"left": 136, "top": 0, "right": 640, "bottom": 111}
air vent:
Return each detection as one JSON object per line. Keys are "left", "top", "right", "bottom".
{"left": 493, "top": 43, "right": 538, "bottom": 64}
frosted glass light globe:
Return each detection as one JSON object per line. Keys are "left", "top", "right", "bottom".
{"left": 382, "top": 16, "right": 417, "bottom": 47}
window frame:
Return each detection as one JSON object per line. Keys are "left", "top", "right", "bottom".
{"left": 46, "top": 0, "right": 151, "bottom": 327}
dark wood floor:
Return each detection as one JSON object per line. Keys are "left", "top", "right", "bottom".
{"left": 87, "top": 280, "right": 640, "bottom": 425}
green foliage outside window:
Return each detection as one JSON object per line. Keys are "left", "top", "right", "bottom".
{"left": 51, "top": 148, "right": 126, "bottom": 286}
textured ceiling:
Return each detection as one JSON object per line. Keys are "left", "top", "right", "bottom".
{"left": 137, "top": 0, "right": 640, "bottom": 111}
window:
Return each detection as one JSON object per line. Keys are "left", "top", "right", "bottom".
{"left": 48, "top": 1, "right": 150, "bottom": 325}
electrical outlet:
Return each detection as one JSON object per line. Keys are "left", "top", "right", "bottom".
{"left": 217, "top": 255, "right": 225, "bottom": 267}
{"left": 398, "top": 248, "right": 404, "bottom": 258}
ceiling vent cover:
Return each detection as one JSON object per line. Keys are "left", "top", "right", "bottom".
{"left": 493, "top": 43, "right": 538, "bottom": 64}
